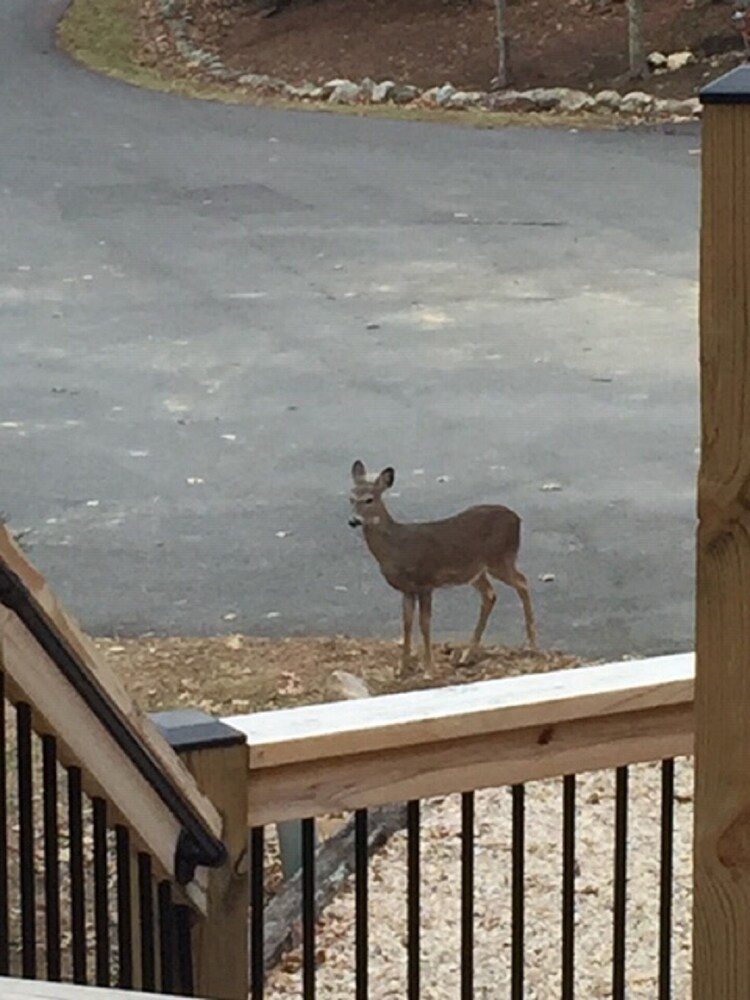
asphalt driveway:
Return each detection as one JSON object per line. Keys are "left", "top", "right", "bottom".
{"left": 0, "top": 0, "right": 701, "bottom": 657}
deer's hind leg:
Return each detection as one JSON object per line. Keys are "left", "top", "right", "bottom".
{"left": 490, "top": 559, "right": 538, "bottom": 650}
{"left": 458, "top": 573, "right": 497, "bottom": 666}
{"left": 471, "top": 572, "right": 497, "bottom": 650}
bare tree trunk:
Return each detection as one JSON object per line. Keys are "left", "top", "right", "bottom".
{"left": 627, "top": 0, "right": 647, "bottom": 79}
{"left": 492, "top": 0, "right": 509, "bottom": 89}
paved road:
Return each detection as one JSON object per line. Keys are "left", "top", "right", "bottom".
{"left": 0, "top": 0, "right": 701, "bottom": 658}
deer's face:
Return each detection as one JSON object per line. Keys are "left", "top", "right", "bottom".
{"left": 349, "top": 481, "right": 382, "bottom": 528}
{"left": 348, "top": 460, "right": 395, "bottom": 528}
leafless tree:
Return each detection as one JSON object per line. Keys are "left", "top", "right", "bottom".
{"left": 491, "top": 0, "right": 509, "bottom": 88}
{"left": 627, "top": 0, "right": 647, "bottom": 78}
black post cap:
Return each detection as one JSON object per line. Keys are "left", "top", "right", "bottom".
{"left": 150, "top": 708, "right": 247, "bottom": 753}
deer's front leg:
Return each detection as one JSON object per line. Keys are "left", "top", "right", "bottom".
{"left": 401, "top": 593, "right": 416, "bottom": 676}
{"left": 418, "top": 590, "right": 433, "bottom": 671}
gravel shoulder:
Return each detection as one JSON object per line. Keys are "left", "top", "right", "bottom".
{"left": 269, "top": 764, "right": 693, "bottom": 999}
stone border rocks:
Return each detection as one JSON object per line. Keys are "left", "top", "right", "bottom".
{"left": 156, "top": 0, "right": 239, "bottom": 79}
{"left": 258, "top": 76, "right": 702, "bottom": 122}
{"left": 154, "top": 0, "right": 702, "bottom": 122}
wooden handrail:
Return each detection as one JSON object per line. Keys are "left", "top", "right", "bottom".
{"left": 0, "top": 526, "right": 223, "bottom": 910}
{"left": 229, "top": 653, "right": 694, "bottom": 826}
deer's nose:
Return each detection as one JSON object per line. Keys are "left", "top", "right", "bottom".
{"left": 349, "top": 515, "right": 363, "bottom": 528}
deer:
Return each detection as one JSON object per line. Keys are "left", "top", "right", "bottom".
{"left": 348, "top": 459, "right": 537, "bottom": 675}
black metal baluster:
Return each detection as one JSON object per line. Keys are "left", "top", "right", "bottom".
{"left": 42, "top": 735, "right": 61, "bottom": 981}
{"left": 659, "top": 759, "right": 675, "bottom": 1000}
{"left": 511, "top": 784, "right": 525, "bottom": 1000}
{"left": 0, "top": 677, "right": 9, "bottom": 976}
{"left": 562, "top": 775, "right": 576, "bottom": 1000}
{"left": 461, "top": 792, "right": 474, "bottom": 1000}
{"left": 68, "top": 766, "right": 86, "bottom": 984}
{"left": 407, "top": 800, "right": 420, "bottom": 1000}
{"left": 302, "top": 818, "right": 316, "bottom": 1000}
{"left": 115, "top": 826, "right": 133, "bottom": 988}
{"left": 158, "top": 881, "right": 175, "bottom": 995}
{"left": 250, "top": 826, "right": 265, "bottom": 1000}
{"left": 355, "top": 809, "right": 368, "bottom": 1000}
{"left": 612, "top": 767, "right": 629, "bottom": 1000}
{"left": 138, "top": 852, "right": 156, "bottom": 992}
{"left": 17, "top": 702, "right": 36, "bottom": 978}
{"left": 93, "top": 798, "right": 110, "bottom": 986}
{"left": 175, "top": 904, "right": 194, "bottom": 997}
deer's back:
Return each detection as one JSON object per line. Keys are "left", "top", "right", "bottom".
{"left": 371, "top": 504, "right": 521, "bottom": 592}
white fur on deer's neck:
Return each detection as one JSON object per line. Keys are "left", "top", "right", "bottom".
{"left": 362, "top": 498, "right": 398, "bottom": 559}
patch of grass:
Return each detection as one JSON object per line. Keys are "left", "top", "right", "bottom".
{"left": 285, "top": 100, "right": 618, "bottom": 131}
{"left": 58, "top": 0, "right": 240, "bottom": 99}
{"left": 59, "top": 0, "right": 148, "bottom": 81}
{"left": 58, "top": 0, "right": 619, "bottom": 128}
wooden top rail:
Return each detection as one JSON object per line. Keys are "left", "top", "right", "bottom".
{"left": 0, "top": 526, "right": 223, "bottom": 910}
{"left": 228, "top": 653, "right": 695, "bottom": 826}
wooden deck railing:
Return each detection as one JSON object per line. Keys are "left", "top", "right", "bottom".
{"left": 0, "top": 527, "right": 223, "bottom": 904}
{"left": 0, "top": 526, "right": 246, "bottom": 998}
{"left": 226, "top": 652, "right": 695, "bottom": 999}
{"left": 229, "top": 653, "right": 694, "bottom": 826}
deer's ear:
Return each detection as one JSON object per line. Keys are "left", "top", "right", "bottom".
{"left": 378, "top": 467, "right": 395, "bottom": 490}
{"left": 351, "top": 460, "right": 366, "bottom": 483}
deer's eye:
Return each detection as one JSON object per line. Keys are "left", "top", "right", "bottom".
{"left": 365, "top": 497, "right": 374, "bottom": 504}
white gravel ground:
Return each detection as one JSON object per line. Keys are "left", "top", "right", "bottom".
{"left": 267, "top": 760, "right": 693, "bottom": 998}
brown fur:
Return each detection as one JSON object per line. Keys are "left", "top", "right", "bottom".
{"left": 349, "top": 460, "right": 537, "bottom": 673}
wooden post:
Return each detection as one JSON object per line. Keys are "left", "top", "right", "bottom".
{"left": 153, "top": 710, "right": 249, "bottom": 1000}
{"left": 695, "top": 65, "right": 750, "bottom": 1000}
